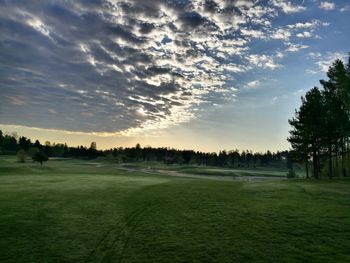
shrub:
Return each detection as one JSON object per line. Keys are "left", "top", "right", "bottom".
{"left": 32, "top": 151, "right": 48, "bottom": 166}
{"left": 28, "top": 147, "right": 39, "bottom": 157}
{"left": 287, "top": 169, "right": 296, "bottom": 178}
{"left": 17, "top": 149, "right": 27, "bottom": 163}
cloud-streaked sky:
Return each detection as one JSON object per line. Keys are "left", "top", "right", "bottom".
{"left": 0, "top": 0, "right": 349, "bottom": 152}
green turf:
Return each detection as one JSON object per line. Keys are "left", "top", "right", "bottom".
{"left": 119, "top": 161, "right": 291, "bottom": 178}
{"left": 177, "top": 166, "right": 287, "bottom": 177}
{"left": 0, "top": 156, "right": 349, "bottom": 262}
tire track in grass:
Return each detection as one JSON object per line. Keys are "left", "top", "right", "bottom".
{"left": 100, "top": 205, "right": 153, "bottom": 263}
{"left": 114, "top": 212, "right": 146, "bottom": 263}
{"left": 85, "top": 203, "right": 154, "bottom": 263}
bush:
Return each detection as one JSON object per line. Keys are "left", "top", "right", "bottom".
{"left": 287, "top": 169, "right": 296, "bottom": 178}
{"left": 32, "top": 151, "right": 48, "bottom": 166}
{"left": 17, "top": 149, "right": 27, "bottom": 163}
{"left": 28, "top": 147, "right": 39, "bottom": 157}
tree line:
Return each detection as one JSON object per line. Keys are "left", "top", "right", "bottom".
{"left": 288, "top": 54, "right": 350, "bottom": 179}
{"left": 0, "top": 130, "right": 288, "bottom": 168}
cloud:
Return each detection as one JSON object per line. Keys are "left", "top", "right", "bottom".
{"left": 271, "top": 0, "right": 306, "bottom": 13}
{"left": 247, "top": 54, "right": 281, "bottom": 70}
{"left": 7, "top": 96, "right": 28, "bottom": 106}
{"left": 285, "top": 43, "right": 309, "bottom": 52}
{"left": 48, "top": 108, "right": 57, "bottom": 114}
{"left": 271, "top": 28, "right": 292, "bottom": 40}
{"left": 0, "top": 0, "right": 331, "bottom": 134}
{"left": 293, "top": 89, "right": 304, "bottom": 95}
{"left": 308, "top": 51, "right": 347, "bottom": 73}
{"left": 340, "top": 5, "right": 350, "bottom": 12}
{"left": 319, "top": 2, "right": 335, "bottom": 11}
{"left": 287, "top": 19, "right": 329, "bottom": 29}
{"left": 245, "top": 80, "right": 261, "bottom": 89}
{"left": 269, "top": 19, "right": 327, "bottom": 41}
{"left": 241, "top": 28, "right": 266, "bottom": 39}
{"left": 296, "top": 31, "right": 312, "bottom": 38}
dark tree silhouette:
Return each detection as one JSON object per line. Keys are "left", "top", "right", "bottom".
{"left": 32, "top": 151, "right": 48, "bottom": 166}
{"left": 0, "top": 129, "right": 289, "bottom": 169}
{"left": 88, "top": 142, "right": 98, "bottom": 159}
{"left": 289, "top": 53, "right": 350, "bottom": 179}
{"left": 34, "top": 140, "right": 43, "bottom": 150}
{"left": 19, "top": 136, "right": 31, "bottom": 151}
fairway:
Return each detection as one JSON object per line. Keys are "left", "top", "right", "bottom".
{"left": 1, "top": 157, "right": 350, "bottom": 262}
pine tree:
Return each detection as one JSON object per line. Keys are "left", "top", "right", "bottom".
{"left": 288, "top": 88, "right": 324, "bottom": 178}
{"left": 289, "top": 54, "right": 350, "bottom": 179}
{"left": 320, "top": 59, "right": 350, "bottom": 177}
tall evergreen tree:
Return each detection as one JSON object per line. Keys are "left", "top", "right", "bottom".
{"left": 288, "top": 116, "right": 310, "bottom": 178}
{"left": 288, "top": 87, "right": 324, "bottom": 178}
{"left": 289, "top": 54, "right": 350, "bottom": 178}
{"left": 320, "top": 60, "right": 348, "bottom": 178}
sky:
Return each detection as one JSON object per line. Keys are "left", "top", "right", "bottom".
{"left": 0, "top": 0, "right": 349, "bottom": 152}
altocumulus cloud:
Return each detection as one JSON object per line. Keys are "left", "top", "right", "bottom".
{"left": 0, "top": 0, "right": 328, "bottom": 135}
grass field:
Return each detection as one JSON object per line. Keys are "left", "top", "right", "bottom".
{"left": 118, "top": 162, "right": 289, "bottom": 177}
{"left": 0, "top": 156, "right": 350, "bottom": 262}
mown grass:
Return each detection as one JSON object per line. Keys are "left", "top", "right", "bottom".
{"left": 177, "top": 166, "right": 287, "bottom": 177}
{"left": 119, "top": 161, "right": 290, "bottom": 178}
{"left": 0, "top": 156, "right": 349, "bottom": 262}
